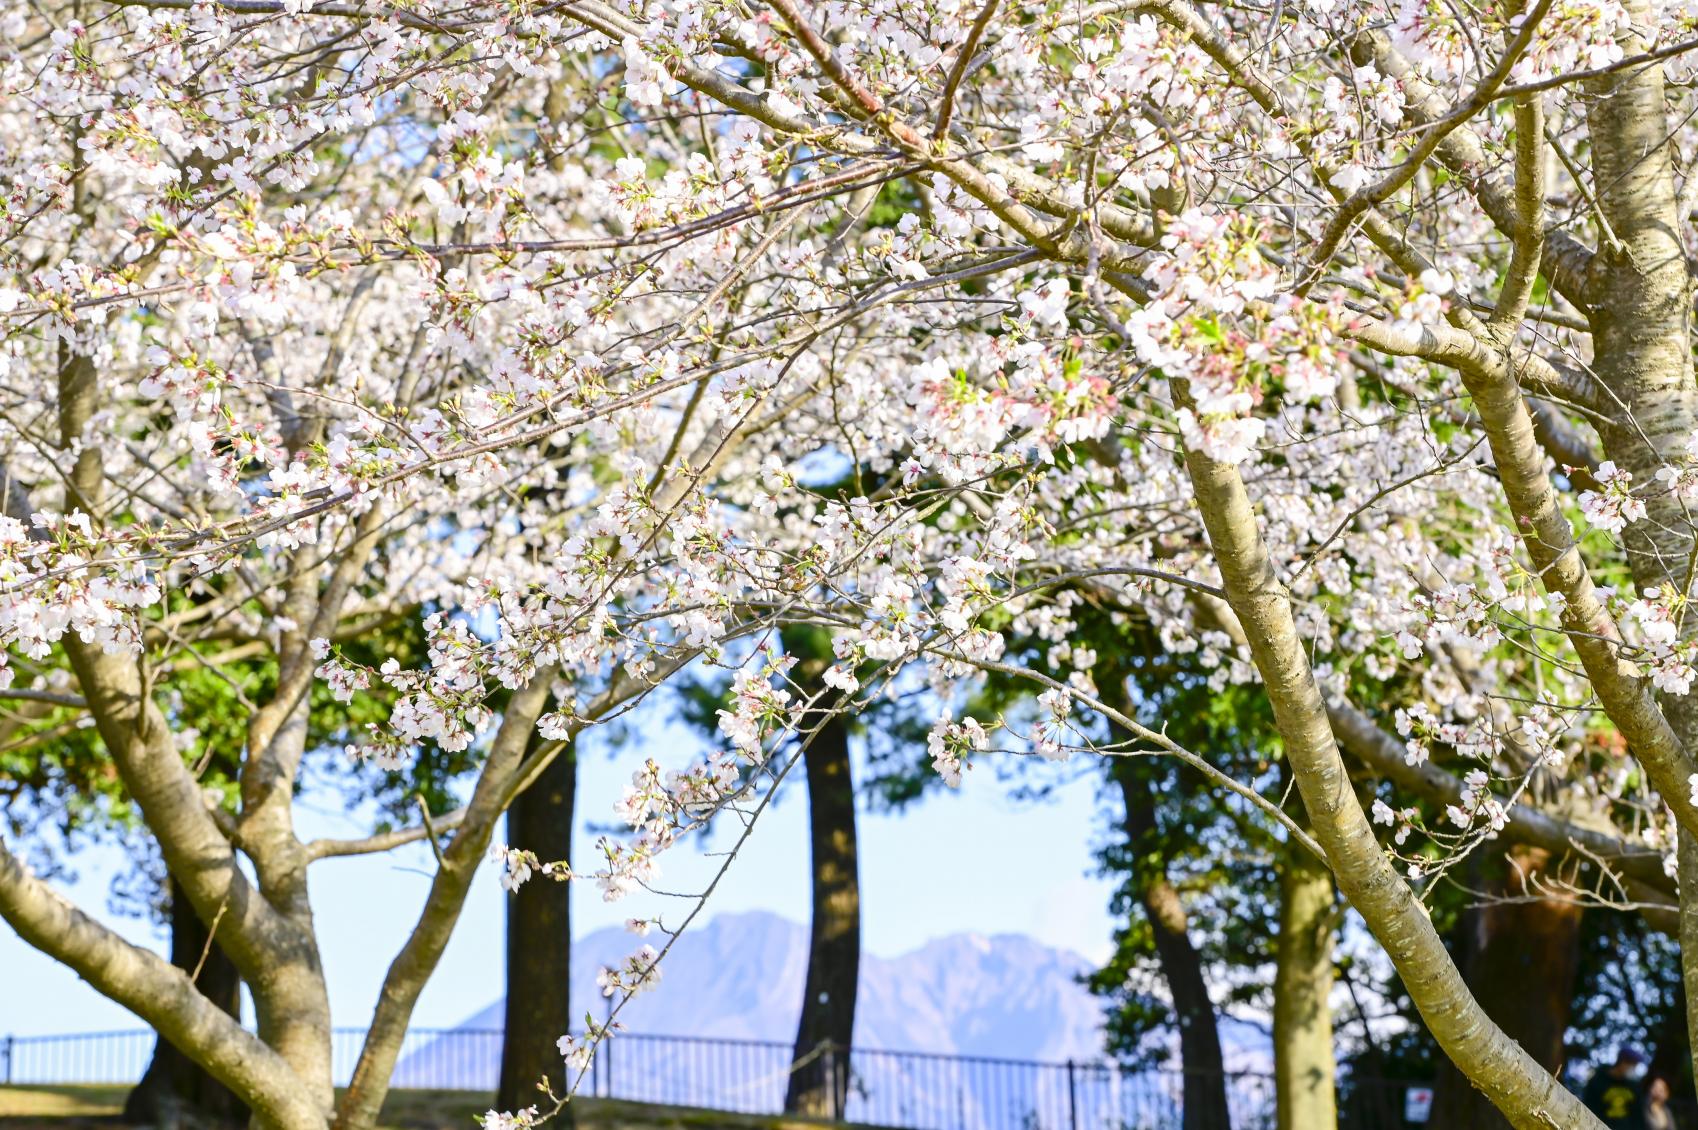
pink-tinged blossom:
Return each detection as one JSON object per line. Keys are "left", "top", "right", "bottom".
{"left": 480, "top": 1109, "right": 539, "bottom": 1130}
{"left": 1579, "top": 461, "right": 1646, "bottom": 533}
{"left": 927, "top": 715, "right": 990, "bottom": 788}
{"left": 490, "top": 844, "right": 538, "bottom": 892}
{"left": 621, "top": 40, "right": 668, "bottom": 108}
{"left": 556, "top": 1035, "right": 596, "bottom": 1074}
{"left": 1371, "top": 798, "right": 1419, "bottom": 846}
{"left": 597, "top": 944, "right": 663, "bottom": 999}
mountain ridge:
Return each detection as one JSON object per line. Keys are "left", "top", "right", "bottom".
{"left": 439, "top": 908, "right": 1108, "bottom": 1061}
{"left": 394, "top": 907, "right": 1274, "bottom": 1123}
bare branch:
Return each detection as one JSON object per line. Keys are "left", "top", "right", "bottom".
{"left": 303, "top": 807, "right": 469, "bottom": 862}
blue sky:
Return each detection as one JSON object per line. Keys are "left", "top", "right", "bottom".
{"left": 0, "top": 709, "right": 1119, "bottom": 1037}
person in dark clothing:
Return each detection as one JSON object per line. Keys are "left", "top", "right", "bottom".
{"left": 1583, "top": 1049, "right": 1648, "bottom": 1130}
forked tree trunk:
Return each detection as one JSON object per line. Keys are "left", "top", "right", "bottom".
{"left": 782, "top": 626, "right": 861, "bottom": 1119}
{"left": 1179, "top": 424, "right": 1605, "bottom": 1128}
{"left": 1108, "top": 756, "right": 1231, "bottom": 1130}
{"left": 497, "top": 741, "right": 577, "bottom": 1114}
{"left": 1273, "top": 834, "right": 1336, "bottom": 1130}
{"left": 1430, "top": 847, "right": 1582, "bottom": 1129}
{"left": 1577, "top": 0, "right": 1698, "bottom": 1093}
{"left": 125, "top": 878, "right": 248, "bottom": 1129}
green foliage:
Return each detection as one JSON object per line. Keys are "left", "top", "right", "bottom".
{"left": 308, "top": 612, "right": 468, "bottom": 827}
{"left": 1081, "top": 617, "right": 1285, "bottom": 1066}
{"left": 0, "top": 605, "right": 451, "bottom": 905}
{"left": 863, "top": 181, "right": 923, "bottom": 231}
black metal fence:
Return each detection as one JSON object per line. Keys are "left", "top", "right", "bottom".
{"left": 1, "top": 1027, "right": 1424, "bottom": 1130}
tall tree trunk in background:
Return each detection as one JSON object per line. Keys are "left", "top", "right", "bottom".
{"left": 1431, "top": 846, "right": 1583, "bottom": 1128}
{"left": 1108, "top": 755, "right": 1231, "bottom": 1130}
{"left": 782, "top": 626, "right": 861, "bottom": 1119}
{"left": 497, "top": 741, "right": 577, "bottom": 1114}
{"left": 1273, "top": 835, "right": 1336, "bottom": 1130}
{"left": 124, "top": 878, "right": 247, "bottom": 1128}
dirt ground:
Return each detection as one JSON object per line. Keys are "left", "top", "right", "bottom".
{"left": 0, "top": 1086, "right": 498, "bottom": 1130}
{"left": 0, "top": 1088, "right": 867, "bottom": 1130}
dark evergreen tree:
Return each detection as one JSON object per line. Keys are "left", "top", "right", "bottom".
{"left": 497, "top": 739, "right": 577, "bottom": 1115}
{"left": 124, "top": 879, "right": 248, "bottom": 1128}
{"left": 780, "top": 625, "right": 860, "bottom": 1118}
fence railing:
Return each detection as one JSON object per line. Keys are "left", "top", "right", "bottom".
{"left": 1, "top": 1028, "right": 1418, "bottom": 1130}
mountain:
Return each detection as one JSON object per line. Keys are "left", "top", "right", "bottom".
{"left": 419, "top": 910, "right": 1105, "bottom": 1056}
{"left": 392, "top": 911, "right": 1272, "bottom": 1125}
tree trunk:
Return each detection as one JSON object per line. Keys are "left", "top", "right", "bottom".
{"left": 497, "top": 741, "right": 577, "bottom": 1114}
{"left": 1110, "top": 761, "right": 1232, "bottom": 1130}
{"left": 1274, "top": 835, "right": 1336, "bottom": 1130}
{"left": 1431, "top": 846, "right": 1582, "bottom": 1129}
{"left": 337, "top": 675, "right": 556, "bottom": 1130}
{"left": 783, "top": 626, "right": 861, "bottom": 1119}
{"left": 124, "top": 878, "right": 247, "bottom": 1129}
{"left": 1679, "top": 830, "right": 1698, "bottom": 1089}
{"left": 1579, "top": 0, "right": 1698, "bottom": 1094}
{"left": 1180, "top": 427, "right": 1606, "bottom": 1128}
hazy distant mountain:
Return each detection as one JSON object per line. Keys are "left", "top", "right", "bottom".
{"left": 392, "top": 910, "right": 1272, "bottom": 1126}
{"left": 430, "top": 909, "right": 1106, "bottom": 1059}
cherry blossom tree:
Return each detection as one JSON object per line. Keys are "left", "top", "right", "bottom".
{"left": 9, "top": 0, "right": 1698, "bottom": 1127}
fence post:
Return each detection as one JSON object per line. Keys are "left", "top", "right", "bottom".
{"left": 826, "top": 1040, "right": 841, "bottom": 1122}
{"left": 3, "top": 1034, "right": 11, "bottom": 1085}
{"left": 1065, "top": 1059, "right": 1078, "bottom": 1130}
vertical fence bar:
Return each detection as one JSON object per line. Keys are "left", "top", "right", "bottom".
{"left": 1066, "top": 1059, "right": 1079, "bottom": 1130}
{"left": 2, "top": 1034, "right": 10, "bottom": 1085}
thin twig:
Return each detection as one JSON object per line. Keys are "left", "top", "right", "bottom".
{"left": 933, "top": 0, "right": 1000, "bottom": 139}
{"left": 188, "top": 896, "right": 230, "bottom": 986}
{"left": 416, "top": 795, "right": 447, "bottom": 868}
